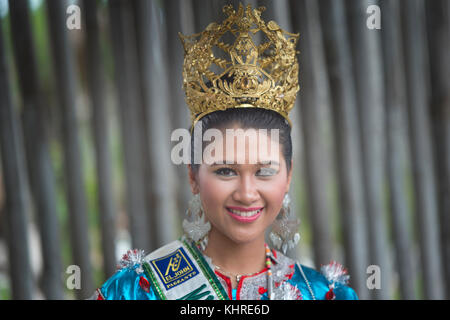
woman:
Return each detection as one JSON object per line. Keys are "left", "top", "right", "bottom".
{"left": 92, "top": 3, "right": 357, "bottom": 300}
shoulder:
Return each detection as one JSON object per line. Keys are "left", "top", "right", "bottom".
{"left": 292, "top": 260, "right": 359, "bottom": 300}
{"left": 94, "top": 249, "right": 159, "bottom": 300}
{"left": 95, "top": 240, "right": 188, "bottom": 300}
{"left": 268, "top": 250, "right": 357, "bottom": 300}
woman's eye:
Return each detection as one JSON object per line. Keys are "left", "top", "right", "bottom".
{"left": 214, "top": 167, "right": 237, "bottom": 177}
{"left": 256, "top": 167, "right": 277, "bottom": 176}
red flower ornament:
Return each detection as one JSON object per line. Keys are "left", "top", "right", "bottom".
{"left": 139, "top": 276, "right": 150, "bottom": 293}
{"left": 325, "top": 288, "right": 336, "bottom": 300}
{"left": 320, "top": 261, "right": 350, "bottom": 301}
{"left": 258, "top": 286, "right": 268, "bottom": 295}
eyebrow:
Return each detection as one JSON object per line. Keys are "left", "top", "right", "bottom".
{"left": 210, "top": 160, "right": 280, "bottom": 166}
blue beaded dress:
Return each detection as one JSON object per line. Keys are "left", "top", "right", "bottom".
{"left": 92, "top": 238, "right": 357, "bottom": 300}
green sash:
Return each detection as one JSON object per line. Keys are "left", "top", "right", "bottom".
{"left": 142, "top": 238, "right": 229, "bottom": 300}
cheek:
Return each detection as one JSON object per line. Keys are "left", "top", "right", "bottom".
{"left": 259, "top": 177, "right": 288, "bottom": 217}
{"left": 199, "top": 180, "right": 222, "bottom": 204}
{"left": 197, "top": 171, "right": 230, "bottom": 212}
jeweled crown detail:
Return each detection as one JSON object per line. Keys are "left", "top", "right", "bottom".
{"left": 179, "top": 3, "right": 300, "bottom": 129}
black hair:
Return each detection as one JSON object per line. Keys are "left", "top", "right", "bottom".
{"left": 189, "top": 108, "right": 292, "bottom": 174}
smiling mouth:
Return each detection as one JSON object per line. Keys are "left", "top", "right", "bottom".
{"left": 225, "top": 206, "right": 264, "bottom": 221}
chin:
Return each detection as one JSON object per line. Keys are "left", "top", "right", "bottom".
{"left": 227, "top": 229, "right": 263, "bottom": 244}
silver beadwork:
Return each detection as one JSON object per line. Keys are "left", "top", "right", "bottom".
{"left": 297, "top": 262, "right": 316, "bottom": 300}
{"left": 117, "top": 249, "right": 145, "bottom": 274}
{"left": 320, "top": 261, "right": 350, "bottom": 286}
{"left": 182, "top": 194, "right": 211, "bottom": 251}
{"left": 272, "top": 281, "right": 302, "bottom": 300}
{"left": 269, "top": 193, "right": 301, "bottom": 254}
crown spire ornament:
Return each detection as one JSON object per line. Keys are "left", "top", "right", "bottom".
{"left": 179, "top": 3, "right": 300, "bottom": 130}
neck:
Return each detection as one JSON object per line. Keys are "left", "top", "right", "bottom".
{"left": 203, "top": 227, "right": 266, "bottom": 277}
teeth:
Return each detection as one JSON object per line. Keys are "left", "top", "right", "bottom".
{"left": 228, "top": 208, "right": 262, "bottom": 217}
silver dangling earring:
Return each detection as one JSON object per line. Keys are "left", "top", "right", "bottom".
{"left": 182, "top": 194, "right": 211, "bottom": 251}
{"left": 269, "top": 193, "right": 301, "bottom": 254}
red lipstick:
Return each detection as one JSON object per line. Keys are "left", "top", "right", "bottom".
{"left": 225, "top": 206, "right": 264, "bottom": 223}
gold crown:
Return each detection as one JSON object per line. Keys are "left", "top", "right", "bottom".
{"left": 179, "top": 3, "right": 300, "bottom": 130}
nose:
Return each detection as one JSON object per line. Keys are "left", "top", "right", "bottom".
{"left": 232, "top": 174, "right": 260, "bottom": 205}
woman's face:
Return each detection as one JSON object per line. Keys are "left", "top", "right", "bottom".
{"left": 188, "top": 125, "right": 293, "bottom": 245}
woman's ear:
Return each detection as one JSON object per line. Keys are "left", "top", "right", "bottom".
{"left": 286, "top": 159, "right": 293, "bottom": 193}
{"left": 187, "top": 164, "right": 199, "bottom": 194}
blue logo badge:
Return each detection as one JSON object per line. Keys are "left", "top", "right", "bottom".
{"left": 150, "top": 247, "right": 199, "bottom": 290}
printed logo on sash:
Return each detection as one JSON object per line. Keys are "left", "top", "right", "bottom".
{"left": 150, "top": 247, "right": 199, "bottom": 290}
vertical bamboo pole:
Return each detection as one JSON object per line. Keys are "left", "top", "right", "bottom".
{"left": 381, "top": 0, "right": 417, "bottom": 299}
{"left": 164, "top": 0, "right": 192, "bottom": 224}
{"left": 108, "top": 0, "right": 150, "bottom": 251}
{"left": 46, "top": 0, "right": 93, "bottom": 299}
{"left": 179, "top": 0, "right": 196, "bottom": 36}
{"left": 0, "top": 17, "right": 33, "bottom": 300}
{"left": 82, "top": 0, "right": 117, "bottom": 279}
{"left": 402, "top": 0, "right": 445, "bottom": 299}
{"left": 192, "top": 0, "right": 222, "bottom": 32}
{"left": 346, "top": 0, "right": 391, "bottom": 299}
{"left": 133, "top": 0, "right": 178, "bottom": 248}
{"left": 319, "top": 0, "right": 370, "bottom": 299}
{"left": 289, "top": 0, "right": 333, "bottom": 267}
{"left": 425, "top": 0, "right": 450, "bottom": 299}
{"left": 8, "top": 0, "right": 63, "bottom": 299}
